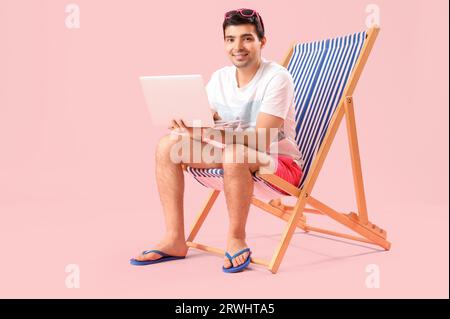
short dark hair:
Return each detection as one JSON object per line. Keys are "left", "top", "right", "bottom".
{"left": 222, "top": 10, "right": 265, "bottom": 41}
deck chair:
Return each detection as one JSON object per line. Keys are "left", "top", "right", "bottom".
{"left": 183, "top": 25, "right": 391, "bottom": 274}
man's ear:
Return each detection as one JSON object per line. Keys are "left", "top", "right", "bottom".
{"left": 260, "top": 37, "right": 267, "bottom": 49}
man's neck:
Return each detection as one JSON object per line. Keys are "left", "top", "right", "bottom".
{"left": 236, "top": 59, "right": 262, "bottom": 88}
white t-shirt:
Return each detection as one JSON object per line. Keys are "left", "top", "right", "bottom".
{"left": 206, "top": 58, "right": 304, "bottom": 168}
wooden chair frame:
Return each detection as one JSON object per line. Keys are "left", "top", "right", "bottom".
{"left": 184, "top": 26, "right": 390, "bottom": 274}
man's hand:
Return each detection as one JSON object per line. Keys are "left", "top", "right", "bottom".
{"left": 169, "top": 118, "right": 188, "bottom": 130}
{"left": 169, "top": 118, "right": 192, "bottom": 136}
{"left": 169, "top": 119, "right": 204, "bottom": 141}
{"left": 213, "top": 111, "right": 222, "bottom": 121}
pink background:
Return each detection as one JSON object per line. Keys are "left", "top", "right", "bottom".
{"left": 0, "top": 0, "right": 448, "bottom": 298}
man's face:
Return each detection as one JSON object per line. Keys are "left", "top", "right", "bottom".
{"left": 224, "top": 24, "right": 266, "bottom": 69}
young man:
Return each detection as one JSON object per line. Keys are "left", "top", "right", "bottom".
{"left": 130, "top": 9, "right": 303, "bottom": 272}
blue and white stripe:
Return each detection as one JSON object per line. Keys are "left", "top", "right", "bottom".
{"left": 289, "top": 31, "right": 366, "bottom": 188}
{"left": 186, "top": 166, "right": 285, "bottom": 200}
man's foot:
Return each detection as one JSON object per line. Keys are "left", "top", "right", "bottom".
{"left": 133, "top": 238, "right": 188, "bottom": 262}
{"left": 223, "top": 237, "right": 250, "bottom": 269}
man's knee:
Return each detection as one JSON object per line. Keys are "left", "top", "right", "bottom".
{"left": 157, "top": 132, "right": 203, "bottom": 165}
{"left": 222, "top": 144, "right": 244, "bottom": 165}
{"left": 222, "top": 144, "right": 256, "bottom": 174}
{"left": 157, "top": 134, "right": 177, "bottom": 154}
{"left": 222, "top": 144, "right": 260, "bottom": 165}
{"left": 222, "top": 144, "right": 271, "bottom": 173}
{"left": 156, "top": 133, "right": 188, "bottom": 163}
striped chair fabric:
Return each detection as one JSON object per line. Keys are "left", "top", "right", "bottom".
{"left": 186, "top": 31, "right": 367, "bottom": 200}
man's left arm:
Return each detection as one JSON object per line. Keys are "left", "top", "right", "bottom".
{"left": 250, "top": 71, "right": 295, "bottom": 152}
{"left": 250, "top": 112, "right": 284, "bottom": 152}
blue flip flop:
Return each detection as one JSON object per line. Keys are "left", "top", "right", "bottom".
{"left": 222, "top": 248, "right": 252, "bottom": 273}
{"left": 129, "top": 249, "right": 186, "bottom": 266}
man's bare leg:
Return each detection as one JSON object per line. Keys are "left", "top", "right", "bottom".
{"left": 222, "top": 144, "right": 275, "bottom": 269}
{"left": 134, "top": 133, "right": 222, "bottom": 262}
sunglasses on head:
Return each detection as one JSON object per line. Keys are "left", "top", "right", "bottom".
{"left": 224, "top": 8, "right": 261, "bottom": 23}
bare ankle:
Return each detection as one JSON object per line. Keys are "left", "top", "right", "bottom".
{"left": 227, "top": 234, "right": 246, "bottom": 242}
{"left": 164, "top": 233, "right": 186, "bottom": 244}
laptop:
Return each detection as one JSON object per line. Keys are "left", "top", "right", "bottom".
{"left": 139, "top": 74, "right": 215, "bottom": 128}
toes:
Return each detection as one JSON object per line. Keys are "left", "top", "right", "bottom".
{"left": 223, "top": 258, "right": 232, "bottom": 269}
{"left": 136, "top": 252, "right": 157, "bottom": 261}
{"left": 224, "top": 248, "right": 250, "bottom": 269}
{"left": 238, "top": 253, "right": 247, "bottom": 265}
{"left": 226, "top": 251, "right": 250, "bottom": 268}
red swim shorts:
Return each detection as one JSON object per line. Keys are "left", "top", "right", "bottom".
{"left": 272, "top": 155, "right": 303, "bottom": 195}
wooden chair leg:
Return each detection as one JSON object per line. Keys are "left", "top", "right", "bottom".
{"left": 268, "top": 192, "right": 309, "bottom": 274}
{"left": 344, "top": 97, "right": 369, "bottom": 224}
{"left": 186, "top": 190, "right": 220, "bottom": 243}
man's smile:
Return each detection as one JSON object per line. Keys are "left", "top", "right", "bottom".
{"left": 233, "top": 52, "right": 249, "bottom": 60}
